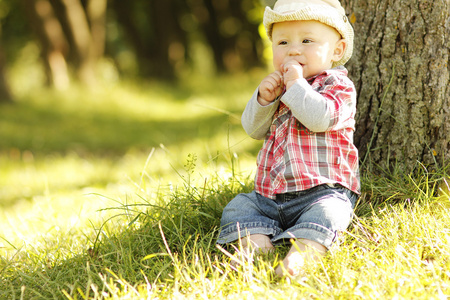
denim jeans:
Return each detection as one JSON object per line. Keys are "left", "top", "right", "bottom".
{"left": 217, "top": 184, "right": 357, "bottom": 249}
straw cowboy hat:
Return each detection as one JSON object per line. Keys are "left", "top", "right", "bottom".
{"left": 264, "top": 0, "right": 354, "bottom": 67}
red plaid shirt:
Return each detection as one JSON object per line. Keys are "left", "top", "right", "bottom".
{"left": 243, "top": 68, "right": 360, "bottom": 199}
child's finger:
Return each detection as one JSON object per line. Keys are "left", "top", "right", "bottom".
{"left": 283, "top": 60, "right": 302, "bottom": 74}
{"left": 266, "top": 73, "right": 283, "bottom": 89}
{"left": 270, "top": 71, "right": 284, "bottom": 87}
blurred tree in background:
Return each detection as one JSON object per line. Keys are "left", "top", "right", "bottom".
{"left": 0, "top": 30, "right": 12, "bottom": 102}
{"left": 19, "top": 0, "right": 107, "bottom": 88}
{"left": 1, "top": 0, "right": 449, "bottom": 172}
{"left": 0, "top": 0, "right": 266, "bottom": 94}
{"left": 0, "top": 0, "right": 14, "bottom": 102}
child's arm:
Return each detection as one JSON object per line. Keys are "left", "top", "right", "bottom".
{"left": 257, "top": 71, "right": 284, "bottom": 106}
{"left": 241, "top": 88, "right": 280, "bottom": 140}
{"left": 282, "top": 61, "right": 356, "bottom": 132}
{"left": 283, "top": 77, "right": 356, "bottom": 132}
{"left": 241, "top": 72, "right": 284, "bottom": 140}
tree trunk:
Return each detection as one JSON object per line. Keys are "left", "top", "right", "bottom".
{"left": 0, "top": 23, "right": 12, "bottom": 103}
{"left": 190, "top": 0, "right": 263, "bottom": 73}
{"left": 0, "top": 43, "right": 12, "bottom": 103}
{"left": 341, "top": 0, "right": 450, "bottom": 172}
{"left": 86, "top": 0, "right": 107, "bottom": 60}
{"left": 229, "top": 0, "right": 264, "bottom": 71}
{"left": 21, "top": 0, "right": 70, "bottom": 89}
{"left": 111, "top": 0, "right": 186, "bottom": 78}
{"left": 110, "top": 0, "right": 153, "bottom": 75}
{"left": 60, "top": 0, "right": 97, "bottom": 85}
{"left": 148, "top": 0, "right": 186, "bottom": 79}
{"left": 196, "top": 0, "right": 226, "bottom": 72}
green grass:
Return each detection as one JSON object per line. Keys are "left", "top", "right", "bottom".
{"left": 1, "top": 74, "right": 450, "bottom": 299}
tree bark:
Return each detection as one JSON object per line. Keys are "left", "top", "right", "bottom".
{"left": 341, "top": 0, "right": 450, "bottom": 172}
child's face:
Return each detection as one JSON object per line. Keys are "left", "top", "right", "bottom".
{"left": 271, "top": 20, "right": 345, "bottom": 79}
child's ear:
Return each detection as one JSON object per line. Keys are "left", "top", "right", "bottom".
{"left": 332, "top": 39, "right": 347, "bottom": 62}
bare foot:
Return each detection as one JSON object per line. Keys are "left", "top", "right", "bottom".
{"left": 236, "top": 234, "right": 274, "bottom": 264}
{"left": 240, "top": 234, "right": 275, "bottom": 253}
{"left": 275, "top": 239, "right": 326, "bottom": 277}
{"left": 225, "top": 234, "right": 275, "bottom": 270}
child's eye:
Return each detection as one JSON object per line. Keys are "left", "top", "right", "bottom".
{"left": 278, "top": 40, "right": 288, "bottom": 45}
{"left": 302, "top": 39, "right": 312, "bottom": 44}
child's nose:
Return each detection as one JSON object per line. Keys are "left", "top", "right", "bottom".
{"left": 288, "top": 45, "right": 302, "bottom": 56}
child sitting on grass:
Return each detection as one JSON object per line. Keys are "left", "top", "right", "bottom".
{"left": 217, "top": 0, "right": 360, "bottom": 277}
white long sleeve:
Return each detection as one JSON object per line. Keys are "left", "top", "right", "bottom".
{"left": 241, "top": 88, "right": 280, "bottom": 140}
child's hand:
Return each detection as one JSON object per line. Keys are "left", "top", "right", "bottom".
{"left": 257, "top": 71, "right": 284, "bottom": 106}
{"left": 283, "top": 60, "right": 303, "bottom": 90}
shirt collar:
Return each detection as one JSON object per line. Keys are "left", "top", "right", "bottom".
{"left": 306, "top": 66, "right": 348, "bottom": 83}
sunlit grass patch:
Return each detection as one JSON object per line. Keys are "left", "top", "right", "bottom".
{"left": 2, "top": 158, "right": 450, "bottom": 299}
{"left": 3, "top": 156, "right": 450, "bottom": 299}
{"left": 1, "top": 73, "right": 450, "bottom": 299}
{"left": 0, "top": 152, "right": 256, "bottom": 298}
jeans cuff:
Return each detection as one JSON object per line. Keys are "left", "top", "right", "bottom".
{"left": 271, "top": 223, "right": 335, "bottom": 249}
{"left": 217, "top": 222, "right": 281, "bottom": 245}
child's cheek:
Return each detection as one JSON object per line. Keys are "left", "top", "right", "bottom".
{"left": 272, "top": 51, "right": 284, "bottom": 72}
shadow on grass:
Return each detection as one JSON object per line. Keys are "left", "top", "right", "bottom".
{"left": 0, "top": 71, "right": 267, "bottom": 158}
{"left": 0, "top": 100, "right": 240, "bottom": 157}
